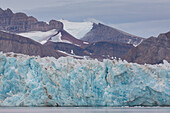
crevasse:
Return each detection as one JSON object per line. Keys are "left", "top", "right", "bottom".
{"left": 0, "top": 52, "right": 169, "bottom": 107}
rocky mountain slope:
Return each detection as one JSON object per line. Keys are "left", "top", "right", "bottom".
{"left": 123, "top": 31, "right": 170, "bottom": 64}
{"left": 44, "top": 41, "right": 90, "bottom": 57}
{"left": 1, "top": 8, "right": 169, "bottom": 64}
{"left": 81, "top": 23, "right": 144, "bottom": 46}
{"left": 18, "top": 28, "right": 89, "bottom": 46}
{"left": 0, "top": 8, "right": 63, "bottom": 33}
{"left": 45, "top": 41, "right": 133, "bottom": 60}
{"left": 59, "top": 30, "right": 89, "bottom": 46}
{"left": 0, "top": 8, "right": 134, "bottom": 60}
{"left": 0, "top": 30, "right": 62, "bottom": 58}
{"left": 85, "top": 41, "right": 133, "bottom": 59}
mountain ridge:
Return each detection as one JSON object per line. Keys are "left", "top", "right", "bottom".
{"left": 1, "top": 8, "right": 169, "bottom": 64}
{"left": 123, "top": 31, "right": 170, "bottom": 64}
{"left": 0, "top": 8, "right": 63, "bottom": 33}
{"left": 0, "top": 30, "right": 63, "bottom": 58}
{"left": 81, "top": 23, "right": 144, "bottom": 46}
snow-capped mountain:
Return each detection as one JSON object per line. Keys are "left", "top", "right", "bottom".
{"left": 0, "top": 30, "right": 62, "bottom": 58}
{"left": 81, "top": 23, "right": 144, "bottom": 46}
{"left": 59, "top": 19, "right": 93, "bottom": 39}
{"left": 1, "top": 8, "right": 169, "bottom": 64}
{"left": 58, "top": 19, "right": 144, "bottom": 46}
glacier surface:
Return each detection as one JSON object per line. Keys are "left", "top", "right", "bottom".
{"left": 59, "top": 19, "right": 93, "bottom": 39}
{"left": 0, "top": 52, "right": 169, "bottom": 107}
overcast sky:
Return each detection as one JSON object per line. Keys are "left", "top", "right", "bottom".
{"left": 0, "top": 0, "right": 170, "bottom": 38}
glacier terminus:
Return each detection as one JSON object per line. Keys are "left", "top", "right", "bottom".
{"left": 0, "top": 52, "right": 169, "bottom": 107}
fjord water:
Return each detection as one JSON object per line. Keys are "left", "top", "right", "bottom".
{"left": 0, "top": 107, "right": 170, "bottom": 113}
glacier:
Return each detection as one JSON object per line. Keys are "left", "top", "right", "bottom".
{"left": 59, "top": 19, "right": 93, "bottom": 39}
{"left": 0, "top": 52, "right": 169, "bottom": 107}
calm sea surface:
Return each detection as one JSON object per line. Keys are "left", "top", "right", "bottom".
{"left": 0, "top": 107, "right": 169, "bottom": 113}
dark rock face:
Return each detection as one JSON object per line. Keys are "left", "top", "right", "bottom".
{"left": 0, "top": 8, "right": 63, "bottom": 33}
{"left": 0, "top": 30, "right": 62, "bottom": 58}
{"left": 44, "top": 41, "right": 90, "bottom": 56}
{"left": 59, "top": 30, "right": 88, "bottom": 46}
{"left": 45, "top": 40, "right": 133, "bottom": 60}
{"left": 81, "top": 23, "right": 144, "bottom": 45}
{"left": 123, "top": 31, "right": 170, "bottom": 64}
{"left": 84, "top": 41, "right": 134, "bottom": 59}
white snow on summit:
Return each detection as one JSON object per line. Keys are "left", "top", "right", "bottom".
{"left": 59, "top": 19, "right": 93, "bottom": 39}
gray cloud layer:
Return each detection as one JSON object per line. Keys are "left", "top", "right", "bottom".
{"left": 0, "top": 0, "right": 170, "bottom": 37}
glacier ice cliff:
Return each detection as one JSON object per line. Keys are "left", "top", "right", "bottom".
{"left": 0, "top": 52, "right": 169, "bottom": 107}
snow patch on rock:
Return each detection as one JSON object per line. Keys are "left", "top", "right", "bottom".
{"left": 18, "top": 29, "right": 72, "bottom": 44}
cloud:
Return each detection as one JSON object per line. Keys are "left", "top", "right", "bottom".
{"left": 18, "top": 0, "right": 170, "bottom": 24}
{"left": 112, "top": 19, "right": 170, "bottom": 38}
{"left": 0, "top": 0, "right": 107, "bottom": 10}
{"left": 1, "top": 0, "right": 170, "bottom": 23}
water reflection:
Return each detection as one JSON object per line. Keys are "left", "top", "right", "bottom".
{"left": 0, "top": 107, "right": 169, "bottom": 113}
